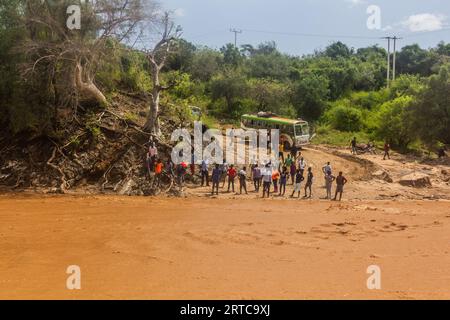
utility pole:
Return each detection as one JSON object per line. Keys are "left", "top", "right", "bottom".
{"left": 382, "top": 37, "right": 391, "bottom": 87}
{"left": 230, "top": 28, "right": 242, "bottom": 47}
{"left": 382, "top": 36, "right": 402, "bottom": 86}
{"left": 392, "top": 36, "right": 402, "bottom": 81}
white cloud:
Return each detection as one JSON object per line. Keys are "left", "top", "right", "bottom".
{"left": 401, "top": 13, "right": 447, "bottom": 32}
{"left": 174, "top": 8, "right": 185, "bottom": 17}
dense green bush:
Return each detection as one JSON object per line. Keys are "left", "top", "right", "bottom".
{"left": 374, "top": 96, "right": 414, "bottom": 149}
{"left": 409, "top": 65, "right": 450, "bottom": 145}
{"left": 325, "top": 105, "right": 363, "bottom": 132}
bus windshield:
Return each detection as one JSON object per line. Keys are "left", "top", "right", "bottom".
{"left": 295, "top": 124, "right": 307, "bottom": 136}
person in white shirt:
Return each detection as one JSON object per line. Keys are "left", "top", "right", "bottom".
{"left": 298, "top": 157, "right": 307, "bottom": 173}
{"left": 322, "top": 162, "right": 332, "bottom": 187}
{"left": 261, "top": 164, "right": 273, "bottom": 198}
{"left": 238, "top": 167, "right": 248, "bottom": 195}
{"left": 201, "top": 159, "right": 210, "bottom": 187}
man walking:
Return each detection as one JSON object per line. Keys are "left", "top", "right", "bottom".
{"left": 383, "top": 142, "right": 391, "bottom": 160}
{"left": 351, "top": 137, "right": 357, "bottom": 155}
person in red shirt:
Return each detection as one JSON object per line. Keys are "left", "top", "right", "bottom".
{"left": 154, "top": 159, "right": 163, "bottom": 187}
{"left": 227, "top": 165, "right": 237, "bottom": 193}
{"left": 272, "top": 169, "right": 280, "bottom": 193}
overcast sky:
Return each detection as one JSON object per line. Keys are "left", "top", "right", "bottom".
{"left": 160, "top": 0, "right": 450, "bottom": 55}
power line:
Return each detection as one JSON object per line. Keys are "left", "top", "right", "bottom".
{"left": 230, "top": 28, "right": 243, "bottom": 47}
{"left": 240, "top": 28, "right": 382, "bottom": 40}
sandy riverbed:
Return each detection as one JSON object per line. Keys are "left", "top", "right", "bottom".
{"left": 0, "top": 195, "right": 449, "bottom": 300}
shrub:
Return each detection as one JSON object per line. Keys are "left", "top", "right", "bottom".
{"left": 326, "top": 105, "right": 363, "bottom": 132}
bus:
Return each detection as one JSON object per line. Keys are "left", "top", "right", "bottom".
{"left": 241, "top": 112, "right": 311, "bottom": 148}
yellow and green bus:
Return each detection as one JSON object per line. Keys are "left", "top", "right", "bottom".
{"left": 241, "top": 113, "right": 311, "bottom": 148}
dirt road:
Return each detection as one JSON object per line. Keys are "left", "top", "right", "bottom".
{"left": 0, "top": 195, "right": 449, "bottom": 300}
{"left": 186, "top": 146, "right": 450, "bottom": 201}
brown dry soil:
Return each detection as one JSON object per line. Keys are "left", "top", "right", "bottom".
{"left": 0, "top": 147, "right": 449, "bottom": 300}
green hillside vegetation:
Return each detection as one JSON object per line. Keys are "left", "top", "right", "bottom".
{"left": 1, "top": 1, "right": 449, "bottom": 155}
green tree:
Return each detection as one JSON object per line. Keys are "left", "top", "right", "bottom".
{"left": 324, "top": 41, "right": 353, "bottom": 59}
{"left": 291, "top": 74, "right": 330, "bottom": 121}
{"left": 375, "top": 96, "right": 414, "bottom": 149}
{"left": 165, "top": 39, "right": 197, "bottom": 72}
{"left": 220, "top": 43, "right": 244, "bottom": 67}
{"left": 397, "top": 44, "right": 438, "bottom": 77}
{"left": 188, "top": 48, "right": 222, "bottom": 82}
{"left": 409, "top": 65, "right": 450, "bottom": 145}
{"left": 326, "top": 105, "right": 363, "bottom": 132}
{"left": 210, "top": 69, "right": 248, "bottom": 117}
{"left": 248, "top": 79, "right": 293, "bottom": 115}
{"left": 246, "top": 51, "right": 290, "bottom": 80}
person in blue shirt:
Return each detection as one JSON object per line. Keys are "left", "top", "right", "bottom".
{"left": 211, "top": 164, "right": 221, "bottom": 195}
{"left": 279, "top": 166, "right": 288, "bottom": 196}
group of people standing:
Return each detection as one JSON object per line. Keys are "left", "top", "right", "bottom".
{"left": 146, "top": 141, "right": 348, "bottom": 200}
{"left": 198, "top": 151, "right": 348, "bottom": 201}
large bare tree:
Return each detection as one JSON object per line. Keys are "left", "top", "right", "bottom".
{"left": 142, "top": 12, "right": 181, "bottom": 135}
{"left": 20, "top": 0, "right": 149, "bottom": 113}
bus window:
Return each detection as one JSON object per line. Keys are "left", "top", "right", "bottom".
{"left": 302, "top": 124, "right": 310, "bottom": 135}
